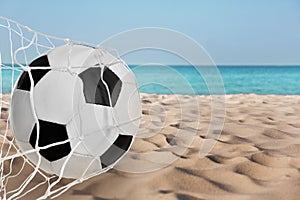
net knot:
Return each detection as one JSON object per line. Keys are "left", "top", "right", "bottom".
{"left": 64, "top": 38, "right": 71, "bottom": 45}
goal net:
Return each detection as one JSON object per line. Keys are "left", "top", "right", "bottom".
{"left": 0, "top": 16, "right": 120, "bottom": 200}
{"left": 0, "top": 16, "right": 226, "bottom": 200}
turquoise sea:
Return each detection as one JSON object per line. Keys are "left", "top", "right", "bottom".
{"left": 132, "top": 65, "right": 300, "bottom": 95}
{"left": 1, "top": 65, "right": 300, "bottom": 95}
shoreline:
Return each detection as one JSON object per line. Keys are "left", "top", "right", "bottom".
{"left": 1, "top": 94, "right": 300, "bottom": 200}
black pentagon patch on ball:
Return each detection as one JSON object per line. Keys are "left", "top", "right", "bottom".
{"left": 16, "top": 55, "right": 51, "bottom": 91}
{"left": 100, "top": 134, "right": 132, "bottom": 168}
{"left": 29, "top": 119, "right": 71, "bottom": 162}
{"left": 78, "top": 66, "right": 122, "bottom": 107}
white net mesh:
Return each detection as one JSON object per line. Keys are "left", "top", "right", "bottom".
{"left": 0, "top": 16, "right": 123, "bottom": 200}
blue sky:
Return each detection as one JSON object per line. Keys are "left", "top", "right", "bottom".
{"left": 1, "top": 0, "right": 300, "bottom": 65}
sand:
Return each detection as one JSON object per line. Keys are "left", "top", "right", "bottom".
{"left": 1, "top": 94, "right": 300, "bottom": 200}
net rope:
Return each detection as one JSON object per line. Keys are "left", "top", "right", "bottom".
{"left": 0, "top": 16, "right": 127, "bottom": 200}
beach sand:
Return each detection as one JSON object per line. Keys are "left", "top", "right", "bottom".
{"left": 1, "top": 94, "right": 300, "bottom": 200}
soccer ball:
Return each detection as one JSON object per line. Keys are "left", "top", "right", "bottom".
{"left": 10, "top": 44, "right": 141, "bottom": 179}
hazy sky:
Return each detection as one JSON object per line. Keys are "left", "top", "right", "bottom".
{"left": 1, "top": 0, "right": 300, "bottom": 65}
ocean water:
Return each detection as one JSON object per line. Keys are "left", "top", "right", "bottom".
{"left": 1, "top": 65, "right": 300, "bottom": 95}
{"left": 131, "top": 65, "right": 300, "bottom": 95}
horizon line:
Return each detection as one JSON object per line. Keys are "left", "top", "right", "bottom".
{"left": 1, "top": 63, "right": 300, "bottom": 67}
